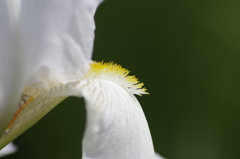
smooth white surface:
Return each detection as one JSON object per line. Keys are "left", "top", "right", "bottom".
{"left": 0, "top": 142, "right": 17, "bottom": 157}
{"left": 0, "top": 0, "right": 101, "bottom": 136}
{"left": 73, "top": 79, "right": 156, "bottom": 159}
{"left": 155, "top": 153, "right": 165, "bottom": 159}
{"left": 19, "top": 0, "right": 102, "bottom": 85}
{"left": 0, "top": 0, "right": 26, "bottom": 136}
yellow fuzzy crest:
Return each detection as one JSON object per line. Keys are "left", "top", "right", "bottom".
{"left": 85, "top": 61, "right": 148, "bottom": 95}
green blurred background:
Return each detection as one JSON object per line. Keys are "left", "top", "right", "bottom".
{"left": 5, "top": 0, "right": 240, "bottom": 158}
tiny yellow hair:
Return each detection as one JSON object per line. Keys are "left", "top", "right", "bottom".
{"left": 85, "top": 61, "right": 148, "bottom": 95}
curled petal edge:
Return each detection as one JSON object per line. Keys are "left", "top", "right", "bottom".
{"left": 0, "top": 79, "right": 159, "bottom": 159}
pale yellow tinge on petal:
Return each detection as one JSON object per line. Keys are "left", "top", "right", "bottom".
{"left": 0, "top": 61, "right": 148, "bottom": 149}
{"left": 6, "top": 96, "right": 34, "bottom": 130}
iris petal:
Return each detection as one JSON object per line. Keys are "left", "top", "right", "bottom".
{"left": 0, "top": 0, "right": 102, "bottom": 138}
{"left": 0, "top": 1, "right": 26, "bottom": 136}
{"left": 78, "top": 79, "right": 156, "bottom": 159}
{"left": 0, "top": 78, "right": 157, "bottom": 158}
{"left": 0, "top": 142, "right": 17, "bottom": 157}
{"left": 19, "top": 0, "right": 102, "bottom": 84}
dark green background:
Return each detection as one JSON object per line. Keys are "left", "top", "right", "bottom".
{"left": 5, "top": 0, "right": 240, "bottom": 158}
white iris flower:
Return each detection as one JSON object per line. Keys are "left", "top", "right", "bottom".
{"left": 0, "top": 0, "right": 164, "bottom": 159}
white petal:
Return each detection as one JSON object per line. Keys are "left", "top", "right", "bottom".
{"left": 0, "top": 142, "right": 17, "bottom": 157}
{"left": 18, "top": 0, "right": 102, "bottom": 84}
{"left": 0, "top": 0, "right": 102, "bottom": 137}
{"left": 0, "top": 78, "right": 158, "bottom": 158}
{"left": 0, "top": 1, "right": 26, "bottom": 136}
{"left": 29, "top": 79, "right": 155, "bottom": 158}
{"left": 75, "top": 79, "right": 155, "bottom": 159}
{"left": 0, "top": 94, "right": 66, "bottom": 149}
{"left": 155, "top": 153, "right": 165, "bottom": 159}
